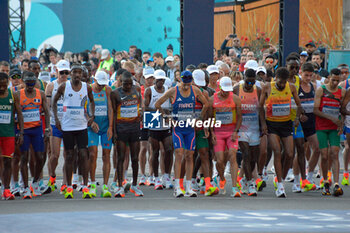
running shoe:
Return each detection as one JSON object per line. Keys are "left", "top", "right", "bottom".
{"left": 327, "top": 171, "right": 332, "bottom": 185}
{"left": 285, "top": 169, "right": 294, "bottom": 182}
{"left": 23, "top": 187, "right": 32, "bottom": 199}
{"left": 165, "top": 178, "right": 173, "bottom": 189}
{"left": 72, "top": 175, "right": 79, "bottom": 189}
{"left": 110, "top": 182, "right": 117, "bottom": 193}
{"left": 262, "top": 167, "right": 269, "bottom": 182}
{"left": 256, "top": 178, "right": 265, "bottom": 192}
{"left": 31, "top": 182, "right": 42, "bottom": 197}
{"left": 322, "top": 182, "right": 331, "bottom": 196}
{"left": 154, "top": 180, "right": 163, "bottom": 190}
{"left": 219, "top": 179, "right": 226, "bottom": 195}
{"left": 82, "top": 187, "right": 92, "bottom": 199}
{"left": 270, "top": 166, "right": 275, "bottom": 174}
{"left": 292, "top": 183, "right": 301, "bottom": 193}
{"left": 90, "top": 184, "right": 97, "bottom": 197}
{"left": 60, "top": 184, "right": 67, "bottom": 195}
{"left": 185, "top": 189, "right": 197, "bottom": 197}
{"left": 122, "top": 179, "right": 131, "bottom": 191}
{"left": 248, "top": 182, "right": 257, "bottom": 196}
{"left": 205, "top": 186, "right": 219, "bottom": 196}
{"left": 275, "top": 186, "right": 286, "bottom": 198}
{"left": 332, "top": 183, "right": 344, "bottom": 197}
{"left": 39, "top": 179, "right": 46, "bottom": 193}
{"left": 147, "top": 176, "right": 155, "bottom": 186}
{"left": 200, "top": 185, "right": 206, "bottom": 195}
{"left": 174, "top": 187, "right": 184, "bottom": 198}
{"left": 316, "top": 171, "right": 321, "bottom": 178}
{"left": 192, "top": 180, "right": 200, "bottom": 192}
{"left": 341, "top": 172, "right": 349, "bottom": 186}
{"left": 101, "top": 185, "right": 112, "bottom": 198}
{"left": 11, "top": 183, "right": 21, "bottom": 197}
{"left": 2, "top": 189, "right": 15, "bottom": 200}
{"left": 273, "top": 176, "right": 278, "bottom": 191}
{"left": 65, "top": 187, "right": 74, "bottom": 199}
{"left": 139, "top": 175, "right": 147, "bottom": 186}
{"left": 43, "top": 176, "right": 56, "bottom": 194}
{"left": 231, "top": 187, "right": 241, "bottom": 198}
{"left": 130, "top": 185, "right": 144, "bottom": 197}
{"left": 240, "top": 177, "right": 248, "bottom": 195}
{"left": 301, "top": 179, "right": 316, "bottom": 192}
{"left": 213, "top": 176, "right": 220, "bottom": 188}
{"left": 114, "top": 187, "right": 125, "bottom": 198}
{"left": 224, "top": 162, "right": 231, "bottom": 177}
{"left": 236, "top": 176, "right": 242, "bottom": 190}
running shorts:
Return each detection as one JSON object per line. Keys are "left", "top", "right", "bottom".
{"left": 140, "top": 128, "right": 149, "bottom": 141}
{"left": 173, "top": 127, "right": 195, "bottom": 151}
{"left": 149, "top": 129, "right": 172, "bottom": 142}
{"left": 116, "top": 130, "right": 140, "bottom": 143}
{"left": 266, "top": 120, "right": 293, "bottom": 138}
{"left": 62, "top": 129, "right": 88, "bottom": 150}
{"left": 51, "top": 124, "right": 63, "bottom": 139}
{"left": 238, "top": 131, "right": 260, "bottom": 146}
{"left": 345, "top": 126, "right": 350, "bottom": 134}
{"left": 88, "top": 128, "right": 112, "bottom": 149}
{"left": 0, "top": 137, "right": 15, "bottom": 158}
{"left": 213, "top": 130, "right": 239, "bottom": 152}
{"left": 302, "top": 126, "right": 316, "bottom": 140}
{"left": 196, "top": 130, "right": 209, "bottom": 150}
{"left": 316, "top": 129, "right": 340, "bottom": 149}
{"left": 20, "top": 126, "right": 44, "bottom": 152}
{"left": 293, "top": 124, "right": 304, "bottom": 139}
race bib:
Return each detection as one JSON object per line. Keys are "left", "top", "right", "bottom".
{"left": 322, "top": 105, "right": 339, "bottom": 118}
{"left": 95, "top": 105, "right": 107, "bottom": 117}
{"left": 121, "top": 105, "right": 138, "bottom": 118}
{"left": 272, "top": 103, "right": 290, "bottom": 116}
{"left": 57, "top": 104, "right": 64, "bottom": 120}
{"left": 177, "top": 109, "right": 194, "bottom": 121}
{"left": 0, "top": 111, "right": 11, "bottom": 124}
{"left": 66, "top": 107, "right": 85, "bottom": 120}
{"left": 215, "top": 112, "right": 233, "bottom": 125}
{"left": 242, "top": 113, "right": 258, "bottom": 124}
{"left": 23, "top": 109, "right": 40, "bottom": 123}
{"left": 301, "top": 100, "right": 314, "bottom": 114}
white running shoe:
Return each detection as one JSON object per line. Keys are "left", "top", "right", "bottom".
{"left": 224, "top": 161, "right": 231, "bottom": 177}
{"left": 31, "top": 182, "right": 42, "bottom": 197}
{"left": 275, "top": 186, "right": 286, "bottom": 198}
{"left": 192, "top": 180, "right": 199, "bottom": 192}
{"left": 248, "top": 181, "right": 257, "bottom": 196}
{"left": 240, "top": 177, "right": 248, "bottom": 195}
{"left": 185, "top": 189, "right": 198, "bottom": 197}
{"left": 262, "top": 167, "right": 269, "bottom": 182}
{"left": 154, "top": 179, "right": 163, "bottom": 190}
{"left": 270, "top": 166, "right": 275, "bottom": 174}
{"left": 110, "top": 182, "right": 118, "bottom": 193}
{"left": 174, "top": 187, "right": 184, "bottom": 198}
{"left": 292, "top": 184, "right": 301, "bottom": 193}
{"left": 285, "top": 169, "right": 294, "bottom": 182}
{"left": 147, "top": 176, "right": 155, "bottom": 186}
{"left": 139, "top": 175, "right": 147, "bottom": 186}
{"left": 72, "top": 174, "right": 79, "bottom": 189}
{"left": 165, "top": 178, "right": 173, "bottom": 189}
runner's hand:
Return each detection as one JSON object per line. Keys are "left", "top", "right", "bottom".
{"left": 337, "top": 126, "right": 343, "bottom": 136}
{"left": 261, "top": 124, "right": 268, "bottom": 136}
{"left": 55, "top": 121, "right": 62, "bottom": 132}
{"left": 203, "top": 128, "right": 210, "bottom": 138}
{"left": 332, "top": 118, "right": 341, "bottom": 127}
{"left": 231, "top": 132, "right": 238, "bottom": 142}
{"left": 91, "top": 122, "right": 99, "bottom": 133}
{"left": 107, "top": 126, "right": 113, "bottom": 140}
{"left": 211, "top": 133, "right": 217, "bottom": 145}
{"left": 294, "top": 118, "right": 300, "bottom": 128}
{"left": 16, "top": 133, "right": 23, "bottom": 146}
{"left": 299, "top": 114, "right": 308, "bottom": 123}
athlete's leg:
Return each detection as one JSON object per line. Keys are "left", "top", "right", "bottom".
{"left": 215, "top": 151, "right": 225, "bottom": 181}
{"left": 258, "top": 135, "right": 267, "bottom": 175}
{"left": 281, "top": 136, "right": 294, "bottom": 180}
{"left": 150, "top": 137, "right": 161, "bottom": 178}
{"left": 11, "top": 146, "right": 20, "bottom": 184}
{"left": 306, "top": 134, "right": 320, "bottom": 175}
{"left": 295, "top": 137, "right": 306, "bottom": 180}
{"left": 88, "top": 146, "right": 98, "bottom": 183}
{"left": 20, "top": 151, "right": 30, "bottom": 188}
{"left": 117, "top": 140, "right": 127, "bottom": 187}
{"left": 129, "top": 141, "right": 140, "bottom": 186}
{"left": 162, "top": 136, "right": 173, "bottom": 175}
{"left": 330, "top": 146, "right": 340, "bottom": 183}
{"left": 160, "top": 142, "right": 165, "bottom": 175}
{"left": 2, "top": 157, "right": 12, "bottom": 189}
{"left": 250, "top": 145, "right": 260, "bottom": 176}
{"left": 102, "top": 148, "right": 111, "bottom": 185}
{"left": 344, "top": 134, "right": 350, "bottom": 173}
{"left": 229, "top": 148, "right": 238, "bottom": 187}
{"left": 239, "top": 141, "right": 251, "bottom": 180}
{"left": 139, "top": 140, "right": 148, "bottom": 176}
{"left": 123, "top": 146, "right": 130, "bottom": 180}
{"left": 268, "top": 134, "right": 282, "bottom": 182}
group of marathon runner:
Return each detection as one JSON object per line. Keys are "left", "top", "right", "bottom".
{"left": 0, "top": 48, "right": 349, "bottom": 200}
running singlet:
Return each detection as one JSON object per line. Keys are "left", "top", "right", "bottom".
{"left": 299, "top": 82, "right": 315, "bottom": 127}
{"left": 213, "top": 92, "right": 236, "bottom": 132}
{"left": 20, "top": 88, "right": 42, "bottom": 129}
{"left": 341, "top": 79, "right": 350, "bottom": 90}
{"left": 239, "top": 84, "right": 259, "bottom": 132}
{"left": 0, "top": 89, "right": 15, "bottom": 137}
{"left": 171, "top": 86, "right": 196, "bottom": 129}
{"left": 50, "top": 80, "right": 64, "bottom": 125}
{"left": 290, "top": 75, "right": 300, "bottom": 121}
{"left": 315, "top": 85, "right": 342, "bottom": 130}
{"left": 149, "top": 85, "right": 170, "bottom": 131}
{"left": 116, "top": 86, "right": 140, "bottom": 132}
{"left": 194, "top": 88, "right": 205, "bottom": 130}
{"left": 266, "top": 81, "right": 292, "bottom": 122}
{"left": 61, "top": 81, "right": 88, "bottom": 131}
{"left": 88, "top": 86, "right": 109, "bottom": 132}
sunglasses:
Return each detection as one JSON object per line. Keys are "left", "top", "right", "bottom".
{"left": 11, "top": 74, "right": 21, "bottom": 79}
{"left": 59, "top": 71, "right": 69, "bottom": 75}
{"left": 265, "top": 61, "right": 273, "bottom": 64}
{"left": 246, "top": 80, "right": 255, "bottom": 85}
{"left": 25, "top": 82, "right": 36, "bottom": 87}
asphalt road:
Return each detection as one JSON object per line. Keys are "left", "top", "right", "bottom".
{"left": 1, "top": 174, "right": 350, "bottom": 233}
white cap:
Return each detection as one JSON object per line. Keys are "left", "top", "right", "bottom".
{"left": 57, "top": 60, "right": 70, "bottom": 72}
{"left": 165, "top": 56, "right": 174, "bottom": 62}
{"left": 143, "top": 66, "right": 155, "bottom": 79}
{"left": 207, "top": 65, "right": 219, "bottom": 74}
{"left": 164, "top": 77, "right": 172, "bottom": 88}
{"left": 256, "top": 66, "right": 267, "bottom": 74}
{"left": 154, "top": 69, "right": 166, "bottom": 79}
{"left": 215, "top": 60, "right": 224, "bottom": 67}
{"left": 193, "top": 69, "right": 206, "bottom": 87}
{"left": 39, "top": 71, "right": 50, "bottom": 83}
{"left": 219, "top": 77, "right": 233, "bottom": 92}
{"left": 101, "top": 49, "right": 110, "bottom": 60}
{"left": 244, "top": 60, "right": 259, "bottom": 71}
{"left": 94, "top": 70, "right": 109, "bottom": 85}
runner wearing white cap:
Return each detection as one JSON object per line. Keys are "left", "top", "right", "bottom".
{"left": 206, "top": 65, "right": 220, "bottom": 92}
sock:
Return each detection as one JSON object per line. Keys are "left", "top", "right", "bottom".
{"left": 175, "top": 179, "right": 180, "bottom": 188}
{"left": 277, "top": 182, "right": 284, "bottom": 189}
{"left": 294, "top": 175, "right": 300, "bottom": 185}
{"left": 91, "top": 181, "right": 97, "bottom": 186}
{"left": 186, "top": 180, "right": 192, "bottom": 192}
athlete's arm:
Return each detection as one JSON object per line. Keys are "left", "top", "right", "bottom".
{"left": 259, "top": 83, "right": 268, "bottom": 135}
{"left": 314, "top": 86, "right": 341, "bottom": 126}
{"left": 87, "top": 84, "right": 95, "bottom": 126}
{"left": 290, "top": 83, "right": 303, "bottom": 126}
{"left": 341, "top": 89, "right": 350, "bottom": 116}
{"left": 232, "top": 84, "right": 239, "bottom": 96}
{"left": 106, "top": 86, "right": 114, "bottom": 140}
{"left": 40, "top": 90, "right": 50, "bottom": 138}
{"left": 138, "top": 89, "right": 143, "bottom": 122}
{"left": 232, "top": 94, "right": 242, "bottom": 141}
{"left": 208, "top": 96, "right": 216, "bottom": 145}
{"left": 144, "top": 87, "right": 152, "bottom": 111}
{"left": 45, "top": 82, "right": 54, "bottom": 110}
{"left": 155, "top": 87, "right": 175, "bottom": 116}
{"left": 193, "top": 86, "right": 208, "bottom": 121}
{"left": 13, "top": 92, "right": 24, "bottom": 145}
{"left": 110, "top": 90, "right": 120, "bottom": 141}
{"left": 53, "top": 82, "right": 66, "bottom": 131}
